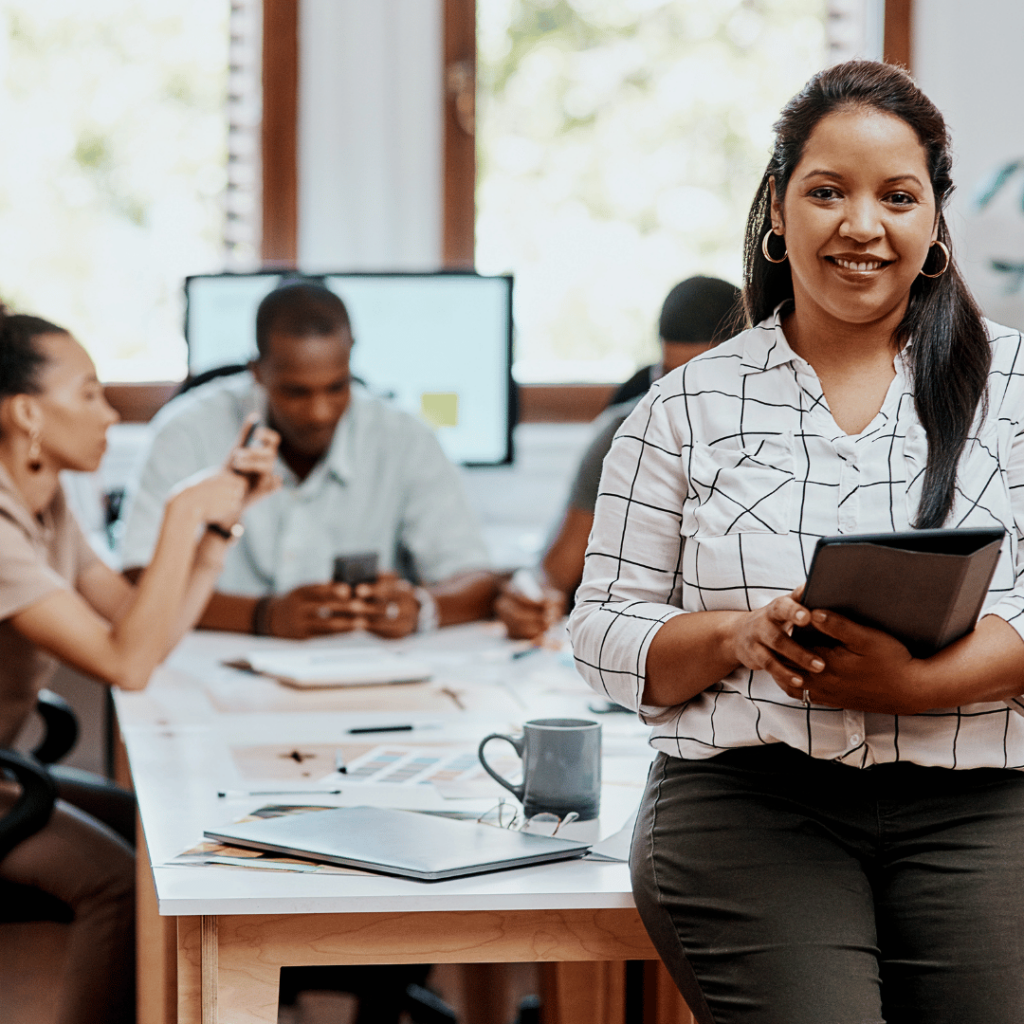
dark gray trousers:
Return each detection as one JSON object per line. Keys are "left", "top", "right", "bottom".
{"left": 631, "top": 745, "right": 1024, "bottom": 1024}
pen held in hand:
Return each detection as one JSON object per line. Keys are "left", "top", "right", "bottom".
{"left": 511, "top": 645, "right": 541, "bottom": 660}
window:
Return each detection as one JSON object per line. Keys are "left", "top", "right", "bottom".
{"left": 0, "top": 1, "right": 230, "bottom": 382}
{"left": 476, "top": 0, "right": 830, "bottom": 383}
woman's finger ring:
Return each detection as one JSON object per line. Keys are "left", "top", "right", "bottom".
{"left": 385, "top": 602, "right": 400, "bottom": 620}
{"left": 317, "top": 606, "right": 331, "bottom": 620}
{"left": 802, "top": 688, "right": 811, "bottom": 707}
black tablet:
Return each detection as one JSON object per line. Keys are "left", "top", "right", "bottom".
{"left": 792, "top": 526, "right": 1005, "bottom": 657}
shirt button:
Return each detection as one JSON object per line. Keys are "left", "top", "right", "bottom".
{"left": 849, "top": 734, "right": 862, "bottom": 745}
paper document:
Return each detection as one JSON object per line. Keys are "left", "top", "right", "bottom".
{"left": 228, "top": 647, "right": 433, "bottom": 688}
{"left": 162, "top": 804, "right": 364, "bottom": 874}
{"left": 325, "top": 744, "right": 520, "bottom": 797}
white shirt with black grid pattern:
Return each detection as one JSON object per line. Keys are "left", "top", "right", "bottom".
{"left": 568, "top": 310, "right": 1024, "bottom": 770}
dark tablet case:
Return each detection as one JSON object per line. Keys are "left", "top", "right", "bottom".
{"left": 792, "top": 527, "right": 1004, "bottom": 657}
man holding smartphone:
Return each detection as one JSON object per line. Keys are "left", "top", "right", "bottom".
{"left": 120, "top": 281, "right": 498, "bottom": 638}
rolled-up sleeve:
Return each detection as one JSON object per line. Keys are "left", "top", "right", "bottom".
{"left": 568, "top": 384, "right": 687, "bottom": 712}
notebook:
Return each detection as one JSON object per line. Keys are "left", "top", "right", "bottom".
{"left": 792, "top": 526, "right": 1004, "bottom": 657}
{"left": 205, "top": 805, "right": 592, "bottom": 881}
{"left": 225, "top": 647, "right": 434, "bottom": 688}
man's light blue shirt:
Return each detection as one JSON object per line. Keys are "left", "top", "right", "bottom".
{"left": 119, "top": 374, "right": 490, "bottom": 595}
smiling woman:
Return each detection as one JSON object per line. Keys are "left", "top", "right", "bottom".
{"left": 770, "top": 109, "right": 937, "bottom": 334}
{"left": 570, "top": 60, "right": 1024, "bottom": 1024}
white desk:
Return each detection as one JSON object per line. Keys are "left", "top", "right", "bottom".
{"left": 115, "top": 625, "right": 688, "bottom": 1024}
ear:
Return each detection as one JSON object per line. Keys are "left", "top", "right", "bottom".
{"left": 6, "top": 393, "right": 42, "bottom": 436}
{"left": 249, "top": 359, "right": 264, "bottom": 387}
{"left": 931, "top": 212, "right": 941, "bottom": 244}
{"left": 768, "top": 177, "right": 785, "bottom": 234}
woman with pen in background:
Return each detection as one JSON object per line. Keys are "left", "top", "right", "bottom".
{"left": 570, "top": 60, "right": 1024, "bottom": 1023}
{"left": 0, "top": 308, "right": 279, "bottom": 1024}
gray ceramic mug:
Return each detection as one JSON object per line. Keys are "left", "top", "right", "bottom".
{"left": 477, "top": 717, "right": 602, "bottom": 821}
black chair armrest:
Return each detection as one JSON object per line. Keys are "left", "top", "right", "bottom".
{"left": 0, "top": 749, "right": 58, "bottom": 862}
{"left": 31, "top": 689, "right": 79, "bottom": 765}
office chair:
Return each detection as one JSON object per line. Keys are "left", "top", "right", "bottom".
{"left": 0, "top": 700, "right": 75, "bottom": 1024}
{"left": 0, "top": 688, "right": 79, "bottom": 913}
{"left": 176, "top": 362, "right": 250, "bottom": 396}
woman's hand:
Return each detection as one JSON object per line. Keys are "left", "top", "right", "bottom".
{"left": 778, "top": 610, "right": 919, "bottom": 715}
{"left": 645, "top": 587, "right": 825, "bottom": 708}
{"left": 167, "top": 419, "right": 282, "bottom": 537}
{"left": 225, "top": 418, "right": 281, "bottom": 507}
{"left": 726, "top": 587, "right": 826, "bottom": 690}
{"left": 167, "top": 466, "right": 249, "bottom": 535}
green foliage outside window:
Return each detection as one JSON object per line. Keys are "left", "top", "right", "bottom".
{"left": 476, "top": 0, "right": 826, "bottom": 381}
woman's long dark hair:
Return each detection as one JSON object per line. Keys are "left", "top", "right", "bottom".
{"left": 742, "top": 60, "right": 990, "bottom": 529}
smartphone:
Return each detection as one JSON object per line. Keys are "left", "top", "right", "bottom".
{"left": 241, "top": 420, "right": 260, "bottom": 447}
{"left": 234, "top": 420, "right": 262, "bottom": 488}
{"left": 332, "top": 552, "right": 379, "bottom": 587}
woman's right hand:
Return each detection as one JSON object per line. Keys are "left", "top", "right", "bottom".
{"left": 167, "top": 418, "right": 282, "bottom": 534}
{"left": 224, "top": 418, "right": 281, "bottom": 507}
{"left": 726, "top": 587, "right": 825, "bottom": 690}
{"left": 167, "top": 466, "right": 249, "bottom": 535}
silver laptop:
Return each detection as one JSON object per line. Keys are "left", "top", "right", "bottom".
{"left": 205, "top": 805, "right": 592, "bottom": 882}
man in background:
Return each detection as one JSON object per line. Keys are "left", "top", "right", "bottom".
{"left": 497, "top": 275, "right": 742, "bottom": 639}
{"left": 121, "top": 281, "right": 497, "bottom": 638}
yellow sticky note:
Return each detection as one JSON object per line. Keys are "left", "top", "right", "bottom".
{"left": 421, "top": 392, "right": 459, "bottom": 428}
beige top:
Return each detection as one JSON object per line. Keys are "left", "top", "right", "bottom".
{"left": 0, "top": 463, "right": 100, "bottom": 746}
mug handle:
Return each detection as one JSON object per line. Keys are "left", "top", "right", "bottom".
{"left": 477, "top": 733, "right": 525, "bottom": 801}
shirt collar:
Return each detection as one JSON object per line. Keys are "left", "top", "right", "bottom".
{"left": 737, "top": 303, "right": 915, "bottom": 377}
{"left": 738, "top": 303, "right": 800, "bottom": 377}
{"left": 252, "top": 379, "right": 369, "bottom": 490}
{"left": 277, "top": 387, "right": 370, "bottom": 491}
{"left": 321, "top": 392, "right": 359, "bottom": 485}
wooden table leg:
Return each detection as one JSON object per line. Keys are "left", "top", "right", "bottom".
{"left": 136, "top": 816, "right": 177, "bottom": 1024}
{"left": 177, "top": 917, "right": 201, "bottom": 1024}
{"left": 644, "top": 960, "right": 699, "bottom": 1024}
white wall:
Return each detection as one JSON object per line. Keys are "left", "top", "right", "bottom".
{"left": 297, "top": 0, "right": 443, "bottom": 271}
{"left": 913, "top": 0, "right": 1024, "bottom": 329}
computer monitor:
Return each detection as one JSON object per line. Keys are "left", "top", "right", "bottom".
{"left": 184, "top": 271, "right": 514, "bottom": 466}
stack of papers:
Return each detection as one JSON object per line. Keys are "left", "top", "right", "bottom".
{"left": 228, "top": 647, "right": 434, "bottom": 688}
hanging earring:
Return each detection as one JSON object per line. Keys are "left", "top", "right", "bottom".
{"left": 919, "top": 239, "right": 950, "bottom": 278}
{"left": 762, "top": 229, "right": 788, "bottom": 264}
{"left": 27, "top": 425, "right": 42, "bottom": 472}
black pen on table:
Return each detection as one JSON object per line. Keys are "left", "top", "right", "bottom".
{"left": 217, "top": 788, "right": 344, "bottom": 798}
{"left": 346, "top": 722, "right": 442, "bottom": 735}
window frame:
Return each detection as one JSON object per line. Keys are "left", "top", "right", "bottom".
{"left": 105, "top": 0, "right": 914, "bottom": 424}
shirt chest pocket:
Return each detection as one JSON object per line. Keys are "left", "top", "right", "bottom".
{"left": 684, "top": 435, "right": 795, "bottom": 538}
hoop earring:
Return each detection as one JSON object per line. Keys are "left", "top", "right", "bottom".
{"left": 919, "top": 239, "right": 950, "bottom": 279}
{"left": 27, "top": 426, "right": 42, "bottom": 472}
{"left": 762, "top": 229, "right": 788, "bottom": 264}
